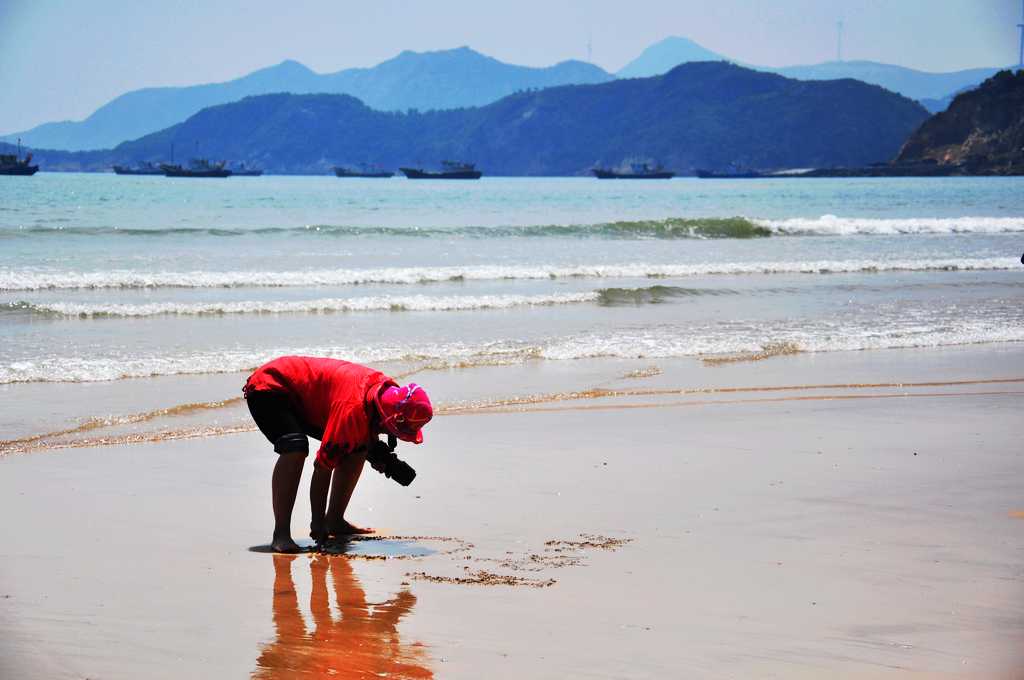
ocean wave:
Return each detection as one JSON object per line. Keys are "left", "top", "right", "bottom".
{"left": 0, "top": 287, "right": 732, "bottom": 317}
{"left": 2, "top": 319, "right": 1021, "bottom": 384}
{"left": 0, "top": 217, "right": 770, "bottom": 240}
{"left": 2, "top": 292, "right": 597, "bottom": 318}
{"left": 1, "top": 257, "right": 1016, "bottom": 291}
{"left": 538, "top": 318, "right": 1024, "bottom": 360}
{"left": 6, "top": 215, "right": 1024, "bottom": 240}
{"left": 596, "top": 285, "right": 738, "bottom": 305}
{"left": 0, "top": 341, "right": 539, "bottom": 384}
{"left": 755, "top": 215, "right": 1024, "bottom": 235}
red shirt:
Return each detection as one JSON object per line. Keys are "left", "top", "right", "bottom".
{"left": 244, "top": 356, "right": 395, "bottom": 469}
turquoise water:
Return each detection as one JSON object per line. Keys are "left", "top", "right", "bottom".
{"left": 1, "top": 173, "right": 1022, "bottom": 384}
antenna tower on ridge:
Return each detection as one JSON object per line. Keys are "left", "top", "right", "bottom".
{"left": 1017, "top": 0, "right": 1023, "bottom": 68}
{"left": 836, "top": 19, "right": 844, "bottom": 62}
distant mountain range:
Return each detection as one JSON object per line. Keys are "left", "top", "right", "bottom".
{"left": 3, "top": 60, "right": 326, "bottom": 153}
{"left": 768, "top": 61, "right": 1002, "bottom": 109}
{"left": 25, "top": 62, "right": 928, "bottom": 176}
{"left": 3, "top": 48, "right": 611, "bottom": 151}
{"left": 620, "top": 38, "right": 1003, "bottom": 111}
{"left": 4, "top": 36, "right": 989, "bottom": 153}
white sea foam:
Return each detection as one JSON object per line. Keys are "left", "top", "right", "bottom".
{"left": 0, "top": 257, "right": 1016, "bottom": 291}
{"left": 755, "top": 215, "right": 1024, "bottom": 235}
{"left": 3, "top": 317, "right": 1021, "bottom": 384}
{"left": 540, "top": 322, "right": 1024, "bottom": 360}
{"left": 0, "top": 341, "right": 536, "bottom": 384}
{"left": 23, "top": 292, "right": 598, "bottom": 317}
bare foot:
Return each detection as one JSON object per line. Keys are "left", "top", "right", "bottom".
{"left": 326, "top": 519, "right": 374, "bottom": 537}
{"left": 310, "top": 522, "right": 328, "bottom": 544}
{"left": 271, "top": 535, "right": 303, "bottom": 553}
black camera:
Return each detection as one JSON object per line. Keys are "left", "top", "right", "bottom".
{"left": 366, "top": 436, "right": 416, "bottom": 486}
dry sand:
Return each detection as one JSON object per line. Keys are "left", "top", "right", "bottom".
{"left": 1, "top": 345, "right": 1023, "bottom": 678}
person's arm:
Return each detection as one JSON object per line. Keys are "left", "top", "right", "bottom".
{"left": 309, "top": 460, "right": 332, "bottom": 541}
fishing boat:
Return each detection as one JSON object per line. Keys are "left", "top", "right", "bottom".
{"left": 399, "top": 160, "right": 482, "bottom": 179}
{"left": 112, "top": 161, "right": 163, "bottom": 175}
{"left": 0, "top": 139, "right": 39, "bottom": 176}
{"left": 162, "top": 158, "right": 232, "bottom": 178}
{"left": 591, "top": 161, "right": 674, "bottom": 179}
{"left": 334, "top": 164, "right": 393, "bottom": 178}
{"left": 231, "top": 162, "right": 264, "bottom": 177}
{"left": 695, "top": 167, "right": 765, "bottom": 179}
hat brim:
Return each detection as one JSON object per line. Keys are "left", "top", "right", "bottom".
{"left": 395, "top": 428, "right": 423, "bottom": 444}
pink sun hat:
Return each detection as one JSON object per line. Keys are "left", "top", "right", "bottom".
{"left": 375, "top": 383, "right": 432, "bottom": 443}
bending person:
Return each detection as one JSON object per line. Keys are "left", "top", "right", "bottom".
{"left": 244, "top": 355, "right": 432, "bottom": 553}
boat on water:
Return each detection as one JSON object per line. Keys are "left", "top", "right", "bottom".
{"left": 334, "top": 164, "right": 393, "bottom": 178}
{"left": 592, "top": 161, "right": 674, "bottom": 179}
{"left": 695, "top": 168, "right": 766, "bottom": 179}
{"left": 231, "top": 162, "right": 264, "bottom": 177}
{"left": 399, "top": 160, "right": 482, "bottom": 180}
{"left": 0, "top": 140, "right": 39, "bottom": 176}
{"left": 113, "top": 161, "right": 163, "bottom": 175}
{"left": 161, "top": 159, "right": 231, "bottom": 178}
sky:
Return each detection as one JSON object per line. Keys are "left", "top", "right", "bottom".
{"left": 0, "top": 0, "right": 1021, "bottom": 134}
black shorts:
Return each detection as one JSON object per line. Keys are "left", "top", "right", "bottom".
{"left": 246, "top": 390, "right": 321, "bottom": 455}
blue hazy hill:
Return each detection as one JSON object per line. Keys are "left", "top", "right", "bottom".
{"left": 320, "top": 46, "right": 611, "bottom": 112}
{"left": 616, "top": 36, "right": 726, "bottom": 78}
{"left": 3, "top": 60, "right": 324, "bottom": 152}
{"left": 3, "top": 48, "right": 611, "bottom": 151}
{"left": 771, "top": 61, "right": 1002, "bottom": 109}
{"left": 618, "top": 36, "right": 1002, "bottom": 112}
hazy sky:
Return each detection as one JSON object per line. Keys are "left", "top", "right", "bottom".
{"left": 1, "top": 0, "right": 1020, "bottom": 134}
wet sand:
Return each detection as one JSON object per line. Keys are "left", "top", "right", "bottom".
{"left": 2, "top": 346, "right": 1023, "bottom": 678}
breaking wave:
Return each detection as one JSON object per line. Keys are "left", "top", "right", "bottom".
{"left": 6, "top": 215, "right": 1024, "bottom": 240}
{"left": 2, "top": 292, "right": 598, "bottom": 318}
{"left": 2, "top": 286, "right": 745, "bottom": 317}
{"left": 3, "top": 317, "right": 1021, "bottom": 384}
{"left": 0, "top": 217, "right": 770, "bottom": 240}
{"left": 1, "top": 257, "right": 1015, "bottom": 291}
{"left": 596, "top": 285, "right": 738, "bottom": 305}
{"left": 755, "top": 215, "right": 1024, "bottom": 235}
{"left": 2, "top": 283, "right": 753, "bottom": 318}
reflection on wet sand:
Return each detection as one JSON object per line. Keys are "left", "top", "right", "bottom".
{"left": 253, "top": 553, "right": 432, "bottom": 679}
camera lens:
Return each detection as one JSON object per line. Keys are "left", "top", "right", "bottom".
{"left": 389, "top": 458, "right": 416, "bottom": 486}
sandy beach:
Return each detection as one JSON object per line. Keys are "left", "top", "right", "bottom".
{"left": 2, "top": 344, "right": 1022, "bottom": 679}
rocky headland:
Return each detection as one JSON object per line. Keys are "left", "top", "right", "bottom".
{"left": 804, "top": 69, "right": 1024, "bottom": 176}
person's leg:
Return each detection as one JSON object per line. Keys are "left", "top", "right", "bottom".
{"left": 271, "top": 451, "right": 306, "bottom": 552}
{"left": 309, "top": 462, "right": 332, "bottom": 543}
{"left": 325, "top": 448, "right": 373, "bottom": 535}
{"left": 246, "top": 391, "right": 311, "bottom": 553}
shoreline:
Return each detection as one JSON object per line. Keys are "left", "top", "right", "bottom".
{"left": 3, "top": 342, "right": 1023, "bottom": 452}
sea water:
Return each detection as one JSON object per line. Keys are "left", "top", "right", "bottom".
{"left": 1, "top": 173, "right": 1022, "bottom": 389}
